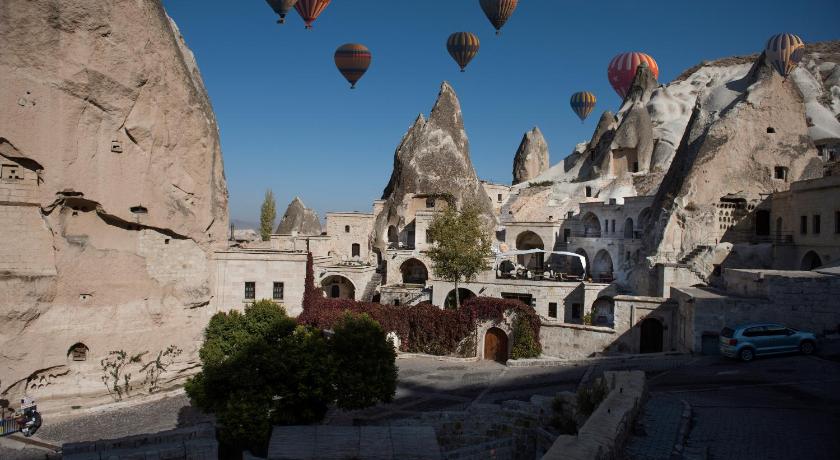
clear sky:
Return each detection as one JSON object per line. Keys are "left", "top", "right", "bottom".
{"left": 162, "top": 0, "right": 839, "bottom": 226}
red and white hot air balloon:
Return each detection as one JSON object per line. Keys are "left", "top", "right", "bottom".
{"left": 607, "top": 52, "right": 659, "bottom": 99}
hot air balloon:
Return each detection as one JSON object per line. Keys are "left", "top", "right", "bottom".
{"left": 265, "top": 0, "right": 298, "bottom": 24}
{"left": 607, "top": 52, "right": 659, "bottom": 99}
{"left": 447, "top": 32, "right": 480, "bottom": 72}
{"left": 335, "top": 44, "right": 372, "bottom": 89}
{"left": 765, "top": 33, "right": 805, "bottom": 79}
{"left": 294, "top": 0, "right": 331, "bottom": 29}
{"left": 570, "top": 92, "right": 597, "bottom": 122}
{"left": 479, "top": 0, "right": 519, "bottom": 36}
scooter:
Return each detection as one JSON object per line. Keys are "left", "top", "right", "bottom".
{"left": 0, "top": 397, "right": 42, "bottom": 438}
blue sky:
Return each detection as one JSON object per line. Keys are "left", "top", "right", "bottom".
{"left": 162, "top": 0, "right": 839, "bottom": 225}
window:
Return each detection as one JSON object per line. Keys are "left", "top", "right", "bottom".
{"left": 800, "top": 216, "right": 808, "bottom": 234}
{"left": 351, "top": 243, "right": 361, "bottom": 257}
{"left": 767, "top": 127, "right": 776, "bottom": 133}
{"left": 393, "top": 298, "right": 400, "bottom": 306}
{"left": 585, "top": 186, "right": 592, "bottom": 198}
{"left": 69, "top": 343, "right": 89, "bottom": 361}
{"left": 773, "top": 166, "right": 788, "bottom": 181}
{"left": 244, "top": 282, "right": 255, "bottom": 300}
{"left": 611, "top": 220, "right": 616, "bottom": 233}
{"left": 813, "top": 215, "right": 821, "bottom": 234}
{"left": 497, "top": 193, "right": 503, "bottom": 202}
{"left": 743, "top": 326, "right": 765, "bottom": 337}
{"left": 604, "top": 219, "right": 609, "bottom": 233}
{"left": 425, "top": 197, "right": 435, "bottom": 208}
{"left": 345, "top": 225, "right": 350, "bottom": 233}
{"left": 835, "top": 211, "right": 840, "bottom": 234}
{"left": 1, "top": 164, "right": 23, "bottom": 181}
{"left": 632, "top": 161, "right": 639, "bottom": 173}
{"left": 572, "top": 303, "right": 582, "bottom": 319}
{"left": 273, "top": 282, "right": 284, "bottom": 300}
{"left": 548, "top": 302, "right": 558, "bottom": 319}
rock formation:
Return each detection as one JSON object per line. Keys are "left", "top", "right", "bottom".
{"left": 275, "top": 197, "right": 322, "bottom": 235}
{"left": 374, "top": 82, "right": 496, "bottom": 249}
{"left": 512, "top": 127, "right": 550, "bottom": 184}
{"left": 0, "top": 0, "right": 228, "bottom": 407}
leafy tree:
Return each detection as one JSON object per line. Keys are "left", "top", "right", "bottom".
{"left": 259, "top": 189, "right": 276, "bottom": 241}
{"left": 330, "top": 313, "right": 398, "bottom": 410}
{"left": 510, "top": 314, "right": 542, "bottom": 359}
{"left": 185, "top": 301, "right": 397, "bottom": 455}
{"left": 426, "top": 201, "right": 492, "bottom": 309}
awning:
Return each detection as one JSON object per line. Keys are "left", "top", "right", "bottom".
{"left": 494, "top": 249, "right": 586, "bottom": 276}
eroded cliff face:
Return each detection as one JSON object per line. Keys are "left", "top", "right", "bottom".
{"left": 275, "top": 197, "right": 322, "bottom": 235}
{"left": 512, "top": 127, "right": 550, "bottom": 184}
{"left": 373, "top": 82, "right": 496, "bottom": 250}
{"left": 0, "top": 0, "right": 228, "bottom": 408}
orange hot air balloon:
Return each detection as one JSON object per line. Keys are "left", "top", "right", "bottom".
{"left": 447, "top": 32, "right": 480, "bottom": 72}
{"left": 294, "top": 0, "right": 331, "bottom": 29}
{"left": 265, "top": 0, "right": 299, "bottom": 24}
{"left": 765, "top": 33, "right": 805, "bottom": 79}
{"left": 607, "top": 52, "right": 659, "bottom": 99}
{"left": 479, "top": 0, "right": 519, "bottom": 36}
{"left": 335, "top": 44, "right": 372, "bottom": 89}
{"left": 570, "top": 91, "right": 597, "bottom": 122}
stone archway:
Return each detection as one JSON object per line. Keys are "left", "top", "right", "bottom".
{"left": 640, "top": 318, "right": 664, "bottom": 353}
{"left": 592, "top": 250, "right": 614, "bottom": 282}
{"left": 582, "top": 212, "right": 601, "bottom": 237}
{"left": 591, "top": 297, "right": 615, "bottom": 326}
{"left": 67, "top": 342, "right": 89, "bottom": 362}
{"left": 483, "top": 327, "right": 509, "bottom": 363}
{"left": 444, "top": 288, "right": 476, "bottom": 310}
{"left": 515, "top": 231, "right": 545, "bottom": 270}
{"left": 321, "top": 275, "right": 356, "bottom": 300}
{"left": 400, "top": 258, "right": 429, "bottom": 285}
{"left": 801, "top": 251, "right": 822, "bottom": 270}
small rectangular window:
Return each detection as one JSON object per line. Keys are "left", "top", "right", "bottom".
{"left": 425, "top": 197, "right": 435, "bottom": 208}
{"left": 244, "top": 282, "right": 255, "bottom": 300}
{"left": 835, "top": 211, "right": 840, "bottom": 234}
{"left": 611, "top": 220, "right": 616, "bottom": 233}
{"left": 273, "top": 282, "right": 284, "bottom": 300}
{"left": 813, "top": 215, "right": 821, "bottom": 234}
{"left": 497, "top": 193, "right": 503, "bottom": 202}
{"left": 800, "top": 216, "right": 808, "bottom": 234}
{"left": 604, "top": 219, "right": 609, "bottom": 233}
{"left": 572, "top": 303, "right": 582, "bottom": 319}
{"left": 548, "top": 302, "right": 558, "bottom": 319}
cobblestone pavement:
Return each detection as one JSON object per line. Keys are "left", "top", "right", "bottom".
{"left": 645, "top": 351, "right": 840, "bottom": 460}
{"left": 623, "top": 394, "right": 685, "bottom": 460}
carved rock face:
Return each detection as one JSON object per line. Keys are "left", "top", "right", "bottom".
{"left": 512, "top": 127, "right": 550, "bottom": 185}
{"left": 0, "top": 0, "right": 228, "bottom": 402}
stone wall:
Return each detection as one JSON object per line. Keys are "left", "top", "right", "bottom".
{"left": 212, "top": 250, "right": 308, "bottom": 316}
{"left": 542, "top": 371, "right": 646, "bottom": 460}
{"left": 63, "top": 424, "right": 218, "bottom": 460}
{"left": 325, "top": 212, "right": 375, "bottom": 263}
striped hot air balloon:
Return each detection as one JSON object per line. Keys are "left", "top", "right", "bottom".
{"left": 335, "top": 44, "right": 372, "bottom": 89}
{"left": 479, "top": 0, "right": 519, "bottom": 36}
{"left": 607, "top": 52, "right": 659, "bottom": 99}
{"left": 570, "top": 92, "right": 597, "bottom": 122}
{"left": 447, "top": 32, "right": 480, "bottom": 72}
{"left": 765, "top": 33, "right": 805, "bottom": 79}
{"left": 294, "top": 0, "right": 331, "bottom": 29}
{"left": 265, "top": 0, "right": 298, "bottom": 24}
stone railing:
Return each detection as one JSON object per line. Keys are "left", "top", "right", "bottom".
{"left": 542, "top": 370, "right": 646, "bottom": 460}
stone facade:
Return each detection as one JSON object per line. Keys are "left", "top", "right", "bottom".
{"left": 212, "top": 250, "right": 308, "bottom": 316}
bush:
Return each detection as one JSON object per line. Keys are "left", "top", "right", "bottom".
{"left": 510, "top": 314, "right": 542, "bottom": 359}
{"left": 186, "top": 301, "right": 396, "bottom": 455}
{"left": 331, "top": 313, "right": 398, "bottom": 410}
{"left": 576, "top": 377, "right": 610, "bottom": 417}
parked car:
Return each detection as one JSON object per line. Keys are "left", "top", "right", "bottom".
{"left": 719, "top": 323, "right": 817, "bottom": 362}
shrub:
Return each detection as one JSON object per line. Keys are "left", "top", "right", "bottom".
{"left": 576, "top": 377, "right": 610, "bottom": 417}
{"left": 186, "top": 300, "right": 397, "bottom": 455}
{"left": 528, "top": 180, "right": 554, "bottom": 188}
{"left": 510, "top": 314, "right": 542, "bottom": 359}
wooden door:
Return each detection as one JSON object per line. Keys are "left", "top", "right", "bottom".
{"left": 484, "top": 328, "right": 509, "bottom": 363}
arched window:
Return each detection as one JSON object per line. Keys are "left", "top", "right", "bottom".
{"left": 68, "top": 343, "right": 89, "bottom": 361}
{"left": 582, "top": 213, "right": 601, "bottom": 237}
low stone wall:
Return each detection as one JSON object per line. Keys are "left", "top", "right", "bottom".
{"left": 542, "top": 370, "right": 646, "bottom": 460}
{"left": 539, "top": 322, "right": 617, "bottom": 359}
{"left": 62, "top": 424, "right": 218, "bottom": 460}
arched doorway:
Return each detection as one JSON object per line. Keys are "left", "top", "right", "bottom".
{"left": 592, "top": 250, "right": 614, "bottom": 282}
{"left": 592, "top": 297, "right": 615, "bottom": 326}
{"left": 755, "top": 210, "right": 770, "bottom": 236}
{"left": 400, "top": 258, "right": 429, "bottom": 285}
{"left": 640, "top": 318, "right": 664, "bottom": 353}
{"left": 515, "top": 231, "right": 545, "bottom": 270}
{"left": 800, "top": 251, "right": 822, "bottom": 270}
{"left": 444, "top": 288, "right": 476, "bottom": 309}
{"left": 387, "top": 225, "right": 399, "bottom": 247}
{"left": 582, "top": 213, "right": 601, "bottom": 237}
{"left": 623, "top": 218, "right": 635, "bottom": 239}
{"left": 483, "top": 327, "right": 509, "bottom": 363}
{"left": 321, "top": 275, "right": 356, "bottom": 300}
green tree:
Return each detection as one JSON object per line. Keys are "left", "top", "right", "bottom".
{"left": 426, "top": 201, "right": 492, "bottom": 309}
{"left": 510, "top": 314, "right": 542, "bottom": 359}
{"left": 330, "top": 313, "right": 398, "bottom": 410}
{"left": 185, "top": 301, "right": 397, "bottom": 455}
{"left": 259, "top": 189, "right": 276, "bottom": 241}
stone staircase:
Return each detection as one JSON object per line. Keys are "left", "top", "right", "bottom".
{"left": 360, "top": 273, "right": 382, "bottom": 302}
{"left": 678, "top": 245, "right": 711, "bottom": 265}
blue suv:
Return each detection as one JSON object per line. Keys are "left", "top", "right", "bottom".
{"left": 719, "top": 323, "right": 817, "bottom": 362}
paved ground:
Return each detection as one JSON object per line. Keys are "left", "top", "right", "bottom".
{"left": 625, "top": 343, "right": 840, "bottom": 460}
